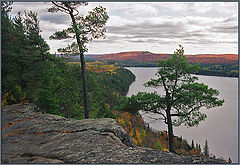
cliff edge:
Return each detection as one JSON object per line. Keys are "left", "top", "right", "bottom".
{"left": 2, "top": 104, "right": 225, "bottom": 164}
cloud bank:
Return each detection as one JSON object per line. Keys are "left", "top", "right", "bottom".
{"left": 11, "top": 2, "right": 238, "bottom": 54}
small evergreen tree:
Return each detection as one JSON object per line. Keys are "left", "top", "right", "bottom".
{"left": 228, "top": 157, "right": 232, "bottom": 164}
{"left": 191, "top": 140, "right": 195, "bottom": 149}
{"left": 198, "top": 144, "right": 202, "bottom": 154}
{"left": 204, "top": 140, "right": 209, "bottom": 157}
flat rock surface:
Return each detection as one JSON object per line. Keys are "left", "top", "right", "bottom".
{"left": 1, "top": 104, "right": 225, "bottom": 164}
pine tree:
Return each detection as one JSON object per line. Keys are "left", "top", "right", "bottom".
{"left": 191, "top": 140, "right": 195, "bottom": 149}
{"left": 118, "top": 45, "right": 224, "bottom": 153}
{"left": 1, "top": 2, "right": 50, "bottom": 105}
{"left": 198, "top": 144, "right": 202, "bottom": 154}
{"left": 204, "top": 140, "right": 209, "bottom": 157}
{"left": 228, "top": 157, "right": 232, "bottom": 164}
{"left": 48, "top": 2, "right": 109, "bottom": 119}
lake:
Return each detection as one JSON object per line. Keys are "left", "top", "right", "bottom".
{"left": 126, "top": 67, "right": 238, "bottom": 163}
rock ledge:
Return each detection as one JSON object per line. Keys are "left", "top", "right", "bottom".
{"left": 2, "top": 104, "right": 225, "bottom": 164}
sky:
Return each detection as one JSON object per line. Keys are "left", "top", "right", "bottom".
{"left": 11, "top": 2, "right": 238, "bottom": 55}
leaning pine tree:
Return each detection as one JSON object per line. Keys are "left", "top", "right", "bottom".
{"left": 118, "top": 45, "right": 224, "bottom": 153}
{"left": 48, "top": 2, "right": 109, "bottom": 118}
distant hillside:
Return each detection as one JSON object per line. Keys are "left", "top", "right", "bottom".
{"left": 185, "top": 54, "right": 238, "bottom": 64}
{"left": 88, "top": 51, "right": 238, "bottom": 65}
{"left": 90, "top": 51, "right": 170, "bottom": 62}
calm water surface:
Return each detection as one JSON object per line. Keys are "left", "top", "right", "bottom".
{"left": 126, "top": 67, "right": 238, "bottom": 163}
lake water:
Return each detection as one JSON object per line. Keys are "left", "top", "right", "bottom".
{"left": 126, "top": 67, "right": 238, "bottom": 163}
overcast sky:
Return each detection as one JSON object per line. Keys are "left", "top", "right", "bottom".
{"left": 11, "top": 2, "right": 238, "bottom": 55}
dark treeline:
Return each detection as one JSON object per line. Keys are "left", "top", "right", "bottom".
{"left": 82, "top": 59, "right": 238, "bottom": 77}
{"left": 1, "top": 2, "right": 135, "bottom": 119}
{"left": 196, "top": 63, "right": 238, "bottom": 77}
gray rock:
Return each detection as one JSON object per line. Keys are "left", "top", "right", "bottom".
{"left": 1, "top": 104, "right": 225, "bottom": 164}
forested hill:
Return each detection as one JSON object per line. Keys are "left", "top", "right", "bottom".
{"left": 86, "top": 51, "right": 238, "bottom": 77}
{"left": 87, "top": 51, "right": 238, "bottom": 64}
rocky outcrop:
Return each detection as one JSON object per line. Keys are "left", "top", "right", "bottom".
{"left": 2, "top": 104, "right": 225, "bottom": 164}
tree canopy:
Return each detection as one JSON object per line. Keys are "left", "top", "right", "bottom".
{"left": 1, "top": 2, "right": 50, "bottom": 105}
{"left": 48, "top": 2, "right": 108, "bottom": 54}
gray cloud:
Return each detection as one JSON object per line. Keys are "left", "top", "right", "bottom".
{"left": 92, "top": 39, "right": 119, "bottom": 44}
{"left": 209, "top": 25, "right": 238, "bottom": 33}
{"left": 128, "top": 39, "right": 158, "bottom": 43}
{"left": 107, "top": 22, "right": 185, "bottom": 39}
{"left": 223, "top": 15, "right": 237, "bottom": 23}
{"left": 104, "top": 13, "right": 237, "bottom": 47}
{"left": 183, "top": 38, "right": 237, "bottom": 45}
{"left": 128, "top": 38, "right": 179, "bottom": 45}
{"left": 11, "top": 2, "right": 50, "bottom": 17}
{"left": 39, "top": 14, "right": 70, "bottom": 25}
{"left": 106, "top": 21, "right": 208, "bottom": 44}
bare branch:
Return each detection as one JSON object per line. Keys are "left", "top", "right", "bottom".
{"left": 73, "top": 9, "right": 79, "bottom": 16}
{"left": 171, "top": 113, "right": 184, "bottom": 117}
{"left": 142, "top": 110, "right": 168, "bottom": 124}
{"left": 171, "top": 105, "right": 202, "bottom": 117}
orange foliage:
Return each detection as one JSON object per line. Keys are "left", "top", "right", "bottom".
{"left": 135, "top": 129, "right": 143, "bottom": 145}
{"left": 117, "top": 118, "right": 126, "bottom": 127}
{"left": 189, "top": 148, "right": 200, "bottom": 156}
{"left": 128, "top": 121, "right": 132, "bottom": 129}
{"left": 95, "top": 51, "right": 169, "bottom": 62}
{"left": 115, "top": 111, "right": 145, "bottom": 146}
{"left": 115, "top": 111, "right": 200, "bottom": 156}
{"left": 68, "top": 61, "right": 120, "bottom": 73}
{"left": 106, "top": 103, "right": 110, "bottom": 109}
{"left": 92, "top": 51, "right": 238, "bottom": 65}
{"left": 115, "top": 111, "right": 169, "bottom": 148}
{"left": 163, "top": 148, "right": 169, "bottom": 152}
{"left": 129, "top": 128, "right": 135, "bottom": 137}
{"left": 185, "top": 54, "right": 238, "bottom": 64}
{"left": 132, "top": 137, "right": 138, "bottom": 145}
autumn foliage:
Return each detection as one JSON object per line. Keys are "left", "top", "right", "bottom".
{"left": 114, "top": 111, "right": 146, "bottom": 146}
{"left": 114, "top": 111, "right": 201, "bottom": 156}
{"left": 69, "top": 61, "right": 120, "bottom": 73}
{"left": 90, "top": 51, "right": 238, "bottom": 65}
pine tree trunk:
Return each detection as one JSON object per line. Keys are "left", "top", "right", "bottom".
{"left": 69, "top": 11, "right": 89, "bottom": 119}
{"left": 166, "top": 107, "right": 175, "bottom": 153}
{"left": 79, "top": 51, "right": 89, "bottom": 119}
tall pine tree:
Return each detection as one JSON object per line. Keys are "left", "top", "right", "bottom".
{"left": 48, "top": 2, "right": 109, "bottom": 119}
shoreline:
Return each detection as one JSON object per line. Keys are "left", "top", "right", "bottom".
{"left": 124, "top": 66, "right": 238, "bottom": 78}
